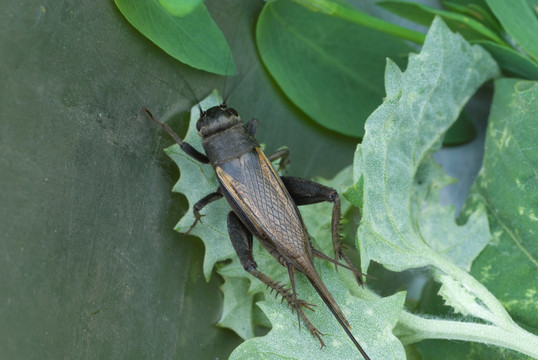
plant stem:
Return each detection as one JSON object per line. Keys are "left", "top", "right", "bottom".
{"left": 433, "top": 254, "right": 515, "bottom": 328}
{"left": 395, "top": 311, "right": 538, "bottom": 358}
{"left": 293, "top": 0, "right": 426, "bottom": 44}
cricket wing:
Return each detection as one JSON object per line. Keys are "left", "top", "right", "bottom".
{"left": 216, "top": 148, "right": 309, "bottom": 260}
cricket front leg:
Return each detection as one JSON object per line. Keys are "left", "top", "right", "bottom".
{"left": 142, "top": 107, "right": 209, "bottom": 163}
{"left": 226, "top": 211, "right": 325, "bottom": 347}
{"left": 281, "top": 176, "right": 365, "bottom": 286}
{"left": 185, "top": 190, "right": 223, "bottom": 234}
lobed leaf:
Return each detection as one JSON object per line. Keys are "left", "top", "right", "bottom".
{"left": 217, "top": 276, "right": 256, "bottom": 340}
{"left": 229, "top": 264, "right": 406, "bottom": 360}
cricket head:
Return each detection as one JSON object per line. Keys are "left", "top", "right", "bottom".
{"left": 196, "top": 103, "right": 241, "bottom": 138}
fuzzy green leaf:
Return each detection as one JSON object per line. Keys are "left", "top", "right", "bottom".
{"left": 349, "top": 17, "right": 500, "bottom": 275}
{"left": 229, "top": 269, "right": 406, "bottom": 360}
{"left": 217, "top": 276, "right": 256, "bottom": 340}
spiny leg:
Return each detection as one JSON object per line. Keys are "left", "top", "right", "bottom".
{"left": 281, "top": 176, "right": 365, "bottom": 286}
{"left": 142, "top": 107, "right": 209, "bottom": 164}
{"left": 226, "top": 211, "right": 325, "bottom": 347}
{"left": 185, "top": 190, "right": 223, "bottom": 234}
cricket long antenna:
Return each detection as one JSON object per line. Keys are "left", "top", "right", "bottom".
{"left": 141, "top": 107, "right": 209, "bottom": 164}
{"left": 181, "top": 79, "right": 205, "bottom": 117}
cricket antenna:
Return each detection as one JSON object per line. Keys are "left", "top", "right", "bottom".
{"left": 181, "top": 79, "right": 205, "bottom": 117}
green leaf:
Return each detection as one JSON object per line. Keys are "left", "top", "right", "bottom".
{"left": 350, "top": 17, "right": 499, "bottom": 275}
{"left": 442, "top": 1, "right": 503, "bottom": 33}
{"left": 158, "top": 0, "right": 203, "bottom": 17}
{"left": 217, "top": 276, "right": 256, "bottom": 340}
{"left": 114, "top": 0, "right": 235, "bottom": 75}
{"left": 256, "top": 0, "right": 412, "bottom": 138}
{"left": 293, "top": 0, "right": 426, "bottom": 43}
{"left": 464, "top": 79, "right": 538, "bottom": 332}
{"left": 229, "top": 267, "right": 406, "bottom": 360}
{"left": 486, "top": 0, "right": 538, "bottom": 62}
{"left": 476, "top": 40, "right": 538, "bottom": 79}
{"left": 378, "top": 0, "right": 505, "bottom": 44}
{"left": 415, "top": 339, "right": 533, "bottom": 360}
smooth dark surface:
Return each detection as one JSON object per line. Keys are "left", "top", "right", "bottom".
{"left": 0, "top": 0, "right": 358, "bottom": 359}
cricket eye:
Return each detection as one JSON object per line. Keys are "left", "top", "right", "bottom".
{"left": 227, "top": 108, "right": 238, "bottom": 116}
{"left": 196, "top": 119, "right": 203, "bottom": 131}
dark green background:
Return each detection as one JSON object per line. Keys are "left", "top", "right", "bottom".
{"left": 0, "top": 0, "right": 358, "bottom": 358}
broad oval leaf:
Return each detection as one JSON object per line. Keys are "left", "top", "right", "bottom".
{"left": 158, "top": 0, "right": 203, "bottom": 17}
{"left": 465, "top": 79, "right": 538, "bottom": 331}
{"left": 486, "top": 0, "right": 538, "bottom": 62}
{"left": 115, "top": 0, "right": 235, "bottom": 75}
{"left": 256, "top": 0, "right": 412, "bottom": 138}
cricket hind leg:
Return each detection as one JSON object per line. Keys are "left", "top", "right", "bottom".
{"left": 226, "top": 211, "right": 326, "bottom": 348}
{"left": 281, "top": 176, "right": 366, "bottom": 286}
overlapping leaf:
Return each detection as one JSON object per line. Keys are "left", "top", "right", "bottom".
{"left": 256, "top": 0, "right": 412, "bottom": 138}
{"left": 465, "top": 79, "right": 538, "bottom": 331}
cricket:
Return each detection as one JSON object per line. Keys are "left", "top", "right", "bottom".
{"left": 144, "top": 100, "right": 370, "bottom": 360}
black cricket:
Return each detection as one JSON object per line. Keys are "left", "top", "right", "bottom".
{"left": 144, "top": 102, "right": 370, "bottom": 359}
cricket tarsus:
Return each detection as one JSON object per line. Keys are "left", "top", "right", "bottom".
{"left": 147, "top": 103, "right": 370, "bottom": 359}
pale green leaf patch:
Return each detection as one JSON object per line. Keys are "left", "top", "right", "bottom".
{"left": 348, "top": 17, "right": 499, "bottom": 276}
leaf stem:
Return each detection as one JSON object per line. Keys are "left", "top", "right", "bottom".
{"left": 293, "top": 0, "right": 426, "bottom": 44}
{"left": 395, "top": 311, "right": 538, "bottom": 358}
{"left": 432, "top": 254, "right": 515, "bottom": 328}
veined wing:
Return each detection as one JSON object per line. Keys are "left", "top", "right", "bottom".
{"left": 216, "top": 148, "right": 308, "bottom": 257}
